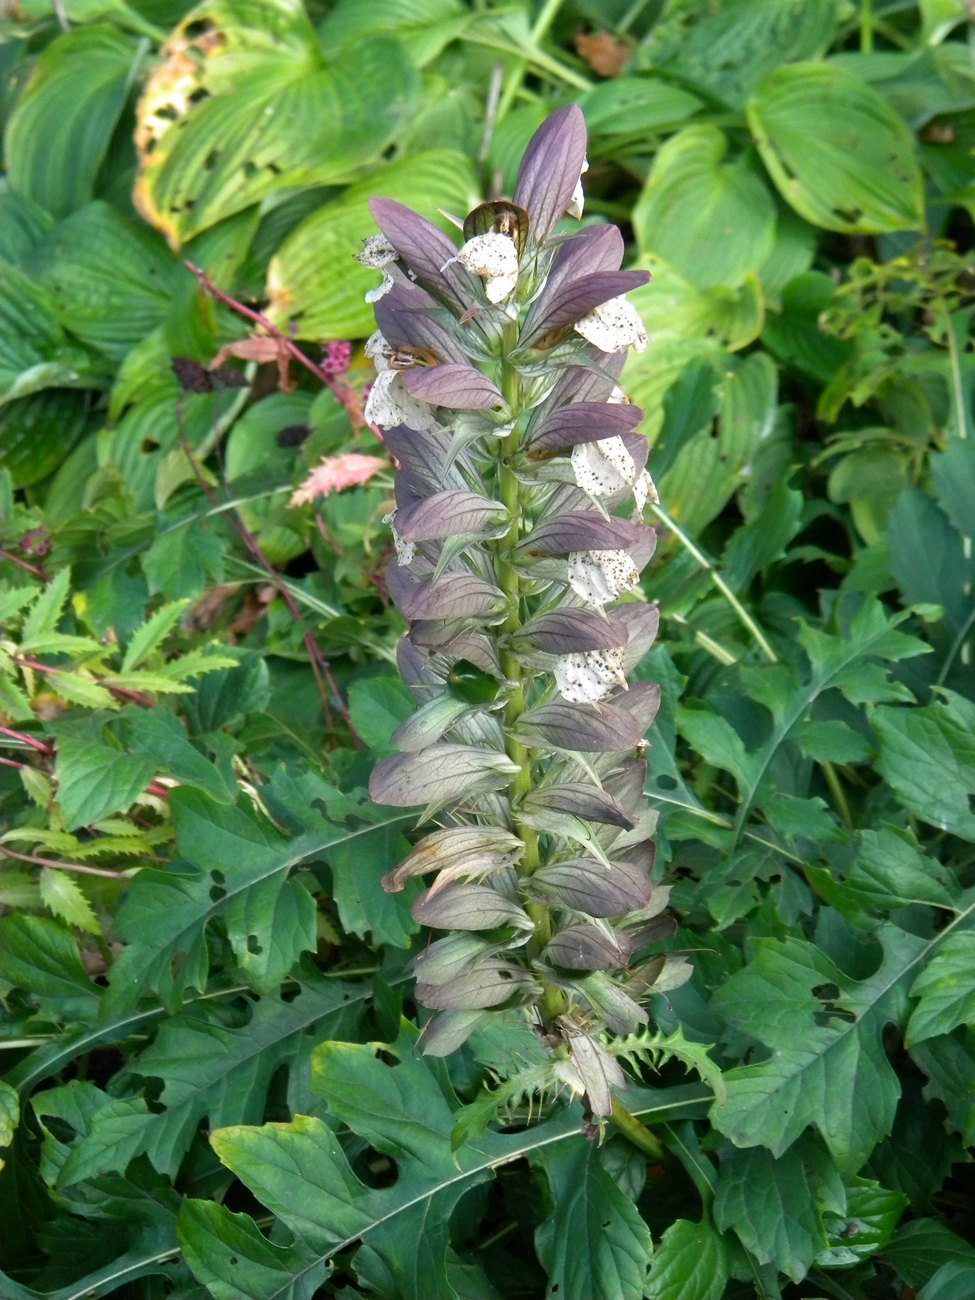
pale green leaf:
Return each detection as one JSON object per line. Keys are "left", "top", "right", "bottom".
{"left": 39, "top": 867, "right": 100, "bottom": 935}
{"left": 633, "top": 125, "right": 776, "bottom": 288}
{"left": 646, "top": 1216, "right": 731, "bottom": 1300}
{"left": 747, "top": 63, "right": 925, "bottom": 232}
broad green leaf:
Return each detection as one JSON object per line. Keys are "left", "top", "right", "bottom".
{"left": 135, "top": 0, "right": 419, "bottom": 246}
{"left": 907, "top": 933, "right": 975, "bottom": 1046}
{"left": 816, "top": 1176, "right": 906, "bottom": 1268}
{"left": 104, "top": 787, "right": 318, "bottom": 1012}
{"left": 24, "top": 202, "right": 175, "bottom": 361}
{"left": 534, "top": 1140, "right": 653, "bottom": 1300}
{"left": 714, "top": 1136, "right": 842, "bottom": 1281}
{"left": 762, "top": 270, "right": 854, "bottom": 384}
{"left": 808, "top": 826, "right": 955, "bottom": 918}
{"left": 178, "top": 1032, "right": 707, "bottom": 1298}
{"left": 747, "top": 63, "right": 925, "bottom": 233}
{"left": 319, "top": 0, "right": 470, "bottom": 66}
{"left": 887, "top": 487, "right": 969, "bottom": 636}
{"left": 56, "top": 1094, "right": 151, "bottom": 1188}
{"left": 129, "top": 974, "right": 366, "bottom": 1174}
{"left": 633, "top": 126, "right": 776, "bottom": 288}
{"left": 646, "top": 1216, "right": 731, "bottom": 1300}
{"left": 0, "top": 1081, "right": 19, "bottom": 1169}
{"left": 267, "top": 150, "right": 479, "bottom": 341}
{"left": 709, "top": 927, "right": 925, "bottom": 1170}
{"left": 637, "top": 0, "right": 840, "bottom": 108}
{"left": 931, "top": 438, "right": 975, "bottom": 539}
{"left": 580, "top": 75, "right": 702, "bottom": 135}
{"left": 263, "top": 767, "right": 418, "bottom": 948}
{"left": 4, "top": 25, "right": 139, "bottom": 216}
{"left": 0, "top": 390, "right": 91, "bottom": 489}
{"left": 872, "top": 691, "right": 975, "bottom": 840}
{"left": 0, "top": 914, "right": 100, "bottom": 1013}
{"left": 630, "top": 258, "right": 765, "bottom": 352}
{"left": 122, "top": 707, "right": 237, "bottom": 803}
{"left": 911, "top": 1028, "right": 975, "bottom": 1145}
{"left": 141, "top": 518, "right": 226, "bottom": 598}
{"left": 624, "top": 335, "right": 727, "bottom": 443}
{"left": 38, "top": 867, "right": 100, "bottom": 935}
{"left": 347, "top": 676, "right": 415, "bottom": 751}
{"left": 882, "top": 1218, "right": 975, "bottom": 1290}
{"left": 0, "top": 185, "right": 53, "bottom": 262}
{"left": 53, "top": 721, "right": 156, "bottom": 832}
{"left": 723, "top": 481, "right": 802, "bottom": 591}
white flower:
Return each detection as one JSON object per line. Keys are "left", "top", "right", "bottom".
{"left": 634, "top": 470, "right": 658, "bottom": 512}
{"left": 364, "top": 369, "right": 439, "bottom": 432}
{"left": 443, "top": 232, "right": 519, "bottom": 304}
{"left": 383, "top": 510, "right": 416, "bottom": 567}
{"left": 554, "top": 647, "right": 627, "bottom": 703}
{"left": 364, "top": 329, "right": 395, "bottom": 372}
{"left": 571, "top": 436, "right": 636, "bottom": 499}
{"left": 566, "top": 156, "right": 589, "bottom": 220}
{"left": 355, "top": 235, "right": 397, "bottom": 302}
{"left": 575, "top": 296, "right": 648, "bottom": 353}
{"left": 567, "top": 549, "right": 641, "bottom": 606}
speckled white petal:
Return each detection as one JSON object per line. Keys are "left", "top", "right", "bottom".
{"left": 364, "top": 369, "right": 439, "bottom": 431}
{"left": 567, "top": 549, "right": 641, "bottom": 605}
{"left": 566, "top": 156, "right": 589, "bottom": 220}
{"left": 364, "top": 329, "right": 394, "bottom": 372}
{"left": 446, "top": 233, "right": 519, "bottom": 303}
{"left": 355, "top": 234, "right": 397, "bottom": 269}
{"left": 383, "top": 511, "right": 416, "bottom": 567}
{"left": 634, "top": 470, "right": 658, "bottom": 512}
{"left": 364, "top": 268, "right": 395, "bottom": 303}
{"left": 571, "top": 436, "right": 636, "bottom": 498}
{"left": 574, "top": 296, "right": 648, "bottom": 353}
{"left": 554, "top": 647, "right": 628, "bottom": 703}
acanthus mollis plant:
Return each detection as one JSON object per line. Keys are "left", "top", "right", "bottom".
{"left": 359, "top": 106, "right": 693, "bottom": 1126}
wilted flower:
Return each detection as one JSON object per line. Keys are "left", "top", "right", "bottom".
{"left": 358, "top": 105, "right": 682, "bottom": 1120}
{"left": 288, "top": 452, "right": 388, "bottom": 507}
{"left": 354, "top": 234, "right": 398, "bottom": 302}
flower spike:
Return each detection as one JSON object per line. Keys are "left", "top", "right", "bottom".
{"left": 357, "top": 104, "right": 681, "bottom": 1119}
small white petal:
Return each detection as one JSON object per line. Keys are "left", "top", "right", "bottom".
{"left": 364, "top": 329, "right": 394, "bottom": 372}
{"left": 554, "top": 647, "right": 628, "bottom": 703}
{"left": 567, "top": 549, "right": 641, "bottom": 606}
{"left": 571, "top": 436, "right": 636, "bottom": 499}
{"left": 383, "top": 511, "right": 416, "bottom": 567}
{"left": 575, "top": 296, "right": 648, "bottom": 353}
{"left": 364, "top": 369, "right": 439, "bottom": 432}
{"left": 634, "top": 470, "right": 658, "bottom": 512}
{"left": 607, "top": 385, "right": 628, "bottom": 405}
{"left": 446, "top": 232, "right": 519, "bottom": 303}
{"left": 364, "top": 268, "right": 395, "bottom": 303}
{"left": 354, "top": 234, "right": 397, "bottom": 269}
{"left": 566, "top": 155, "right": 589, "bottom": 220}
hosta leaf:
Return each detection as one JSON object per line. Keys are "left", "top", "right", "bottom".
{"left": 633, "top": 125, "right": 775, "bottom": 289}
{"left": 709, "top": 927, "right": 926, "bottom": 1171}
{"left": 747, "top": 63, "right": 925, "bottom": 233}
{"left": 4, "top": 25, "right": 138, "bottom": 217}
{"left": 319, "top": 0, "right": 471, "bottom": 67}
{"left": 646, "top": 1217, "right": 732, "bottom": 1300}
{"left": 268, "top": 149, "right": 477, "bottom": 339}
{"left": 23, "top": 202, "right": 174, "bottom": 360}
{"left": 135, "top": 0, "right": 419, "bottom": 247}
{"left": 533, "top": 1140, "right": 654, "bottom": 1300}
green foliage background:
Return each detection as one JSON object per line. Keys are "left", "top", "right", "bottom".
{"left": 1, "top": 0, "right": 974, "bottom": 1296}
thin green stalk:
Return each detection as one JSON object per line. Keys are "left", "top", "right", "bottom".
{"left": 648, "top": 501, "right": 778, "bottom": 663}
{"left": 822, "top": 760, "right": 854, "bottom": 830}
{"left": 860, "top": 0, "right": 873, "bottom": 51}
{"left": 495, "top": 0, "right": 580, "bottom": 124}
{"left": 609, "top": 1096, "right": 666, "bottom": 1160}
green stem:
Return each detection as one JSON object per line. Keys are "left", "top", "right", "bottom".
{"left": 495, "top": 0, "right": 581, "bottom": 124}
{"left": 609, "top": 1097, "right": 666, "bottom": 1160}
{"left": 860, "top": 0, "right": 873, "bottom": 51}
{"left": 496, "top": 325, "right": 565, "bottom": 1026}
{"left": 648, "top": 501, "right": 778, "bottom": 663}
